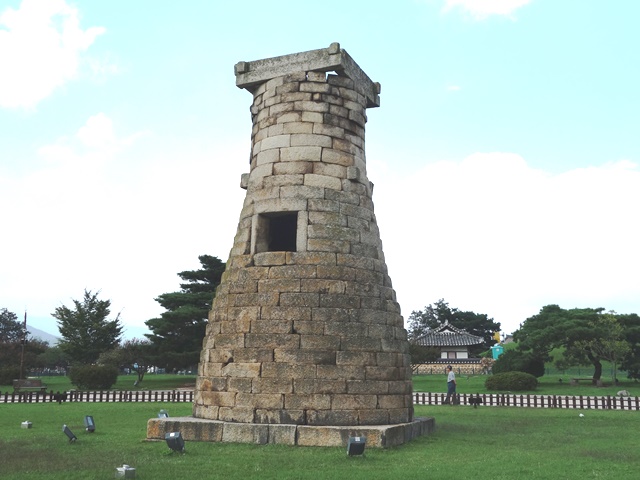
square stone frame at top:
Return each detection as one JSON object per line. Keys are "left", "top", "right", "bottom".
{"left": 234, "top": 42, "right": 381, "bottom": 109}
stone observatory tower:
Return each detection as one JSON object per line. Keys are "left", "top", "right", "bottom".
{"left": 148, "top": 43, "right": 433, "bottom": 447}
{"left": 193, "top": 43, "right": 412, "bottom": 425}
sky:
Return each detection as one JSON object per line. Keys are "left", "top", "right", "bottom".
{"left": 1, "top": 0, "right": 639, "bottom": 341}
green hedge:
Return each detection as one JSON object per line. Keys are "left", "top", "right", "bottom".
{"left": 485, "top": 371, "right": 538, "bottom": 391}
{"left": 0, "top": 367, "right": 20, "bottom": 385}
{"left": 492, "top": 350, "right": 545, "bottom": 377}
{"left": 69, "top": 365, "right": 118, "bottom": 390}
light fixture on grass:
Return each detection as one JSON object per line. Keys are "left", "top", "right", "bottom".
{"left": 158, "top": 409, "right": 169, "bottom": 418}
{"left": 63, "top": 424, "right": 77, "bottom": 443}
{"left": 115, "top": 464, "right": 136, "bottom": 478}
{"left": 347, "top": 436, "right": 366, "bottom": 456}
{"left": 84, "top": 415, "right": 95, "bottom": 432}
{"left": 165, "top": 432, "right": 185, "bottom": 453}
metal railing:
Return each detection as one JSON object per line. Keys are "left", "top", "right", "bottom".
{"left": 4, "top": 389, "right": 638, "bottom": 411}
{"left": 413, "top": 392, "right": 640, "bottom": 410}
{"left": 1, "top": 389, "right": 194, "bottom": 404}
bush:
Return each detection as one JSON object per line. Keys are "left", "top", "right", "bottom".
{"left": 492, "top": 350, "right": 545, "bottom": 378}
{"left": 68, "top": 365, "right": 118, "bottom": 390}
{"left": 409, "top": 344, "right": 440, "bottom": 364}
{"left": 485, "top": 371, "right": 538, "bottom": 391}
{"left": 0, "top": 366, "right": 20, "bottom": 385}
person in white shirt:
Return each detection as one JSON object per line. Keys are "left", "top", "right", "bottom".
{"left": 444, "top": 365, "right": 456, "bottom": 405}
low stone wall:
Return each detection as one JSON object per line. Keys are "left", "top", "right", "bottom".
{"left": 147, "top": 416, "right": 435, "bottom": 448}
{"left": 414, "top": 362, "right": 487, "bottom": 376}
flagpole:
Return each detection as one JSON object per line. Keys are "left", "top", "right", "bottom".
{"left": 19, "top": 310, "right": 27, "bottom": 380}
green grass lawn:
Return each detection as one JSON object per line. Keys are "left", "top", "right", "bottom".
{"left": 0, "top": 374, "right": 197, "bottom": 394}
{"left": 2, "top": 402, "right": 639, "bottom": 479}
{"left": 413, "top": 373, "right": 640, "bottom": 396}
{"left": 4, "top": 373, "right": 638, "bottom": 397}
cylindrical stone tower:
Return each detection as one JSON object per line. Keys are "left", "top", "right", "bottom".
{"left": 193, "top": 43, "right": 413, "bottom": 427}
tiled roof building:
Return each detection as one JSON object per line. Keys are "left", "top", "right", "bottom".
{"left": 414, "top": 321, "right": 483, "bottom": 361}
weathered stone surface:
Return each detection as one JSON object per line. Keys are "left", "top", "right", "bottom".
{"left": 307, "top": 410, "right": 358, "bottom": 426}
{"left": 299, "top": 334, "right": 341, "bottom": 349}
{"left": 222, "top": 422, "right": 270, "bottom": 444}
{"left": 252, "top": 377, "right": 294, "bottom": 394}
{"left": 303, "top": 173, "right": 342, "bottom": 190}
{"left": 300, "top": 279, "right": 346, "bottom": 295}
{"left": 232, "top": 348, "right": 274, "bottom": 363}
{"left": 235, "top": 392, "right": 283, "bottom": 409}
{"left": 147, "top": 417, "right": 435, "bottom": 447}
{"left": 250, "top": 319, "right": 292, "bottom": 334}
{"left": 235, "top": 43, "right": 380, "bottom": 108}
{"left": 254, "top": 252, "right": 286, "bottom": 266}
{"left": 273, "top": 160, "right": 313, "bottom": 174}
{"left": 280, "top": 146, "right": 322, "bottom": 162}
{"left": 191, "top": 45, "right": 415, "bottom": 433}
{"left": 261, "top": 305, "right": 312, "bottom": 321}
{"left": 316, "top": 365, "right": 366, "bottom": 381}
{"left": 269, "top": 265, "right": 317, "bottom": 279}
{"left": 228, "top": 377, "right": 253, "bottom": 392}
{"left": 147, "top": 417, "right": 224, "bottom": 442}
{"left": 257, "top": 278, "right": 300, "bottom": 294}
{"left": 294, "top": 378, "right": 347, "bottom": 394}
{"left": 274, "top": 348, "right": 336, "bottom": 365}
{"left": 261, "top": 362, "right": 316, "bottom": 379}
{"left": 284, "top": 393, "right": 331, "bottom": 410}
{"left": 279, "top": 292, "right": 320, "bottom": 307}
{"left": 291, "top": 320, "right": 324, "bottom": 335}
{"left": 245, "top": 333, "right": 300, "bottom": 349}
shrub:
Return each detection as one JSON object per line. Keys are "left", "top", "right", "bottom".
{"left": 492, "top": 350, "right": 545, "bottom": 378}
{"left": 409, "top": 344, "right": 440, "bottom": 364}
{"left": 485, "top": 371, "right": 538, "bottom": 391}
{"left": 69, "top": 365, "right": 118, "bottom": 390}
{"left": 0, "top": 366, "right": 20, "bottom": 385}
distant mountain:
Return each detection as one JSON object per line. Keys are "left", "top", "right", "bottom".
{"left": 28, "top": 326, "right": 59, "bottom": 346}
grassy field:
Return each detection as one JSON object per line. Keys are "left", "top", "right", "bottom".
{"left": 413, "top": 373, "right": 640, "bottom": 396}
{"left": 1, "top": 401, "right": 639, "bottom": 479}
{"left": 4, "top": 373, "right": 638, "bottom": 397}
{"left": 0, "top": 374, "right": 640, "bottom": 396}
{"left": 0, "top": 374, "right": 197, "bottom": 394}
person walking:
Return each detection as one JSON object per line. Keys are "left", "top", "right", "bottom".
{"left": 444, "top": 365, "right": 456, "bottom": 405}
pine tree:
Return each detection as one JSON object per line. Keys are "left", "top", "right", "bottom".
{"left": 145, "top": 255, "right": 225, "bottom": 370}
{"left": 52, "top": 290, "right": 123, "bottom": 365}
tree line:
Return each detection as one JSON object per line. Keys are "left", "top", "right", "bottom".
{"left": 407, "top": 299, "right": 501, "bottom": 363}
{"left": 510, "top": 305, "right": 640, "bottom": 383}
{"left": 4, "top": 258, "right": 639, "bottom": 386}
{"left": 0, "top": 255, "right": 225, "bottom": 384}
{"left": 408, "top": 300, "right": 640, "bottom": 384}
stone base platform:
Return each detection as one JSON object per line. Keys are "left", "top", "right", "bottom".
{"left": 147, "top": 416, "right": 435, "bottom": 448}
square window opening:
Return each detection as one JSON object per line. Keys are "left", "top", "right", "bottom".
{"left": 256, "top": 212, "right": 298, "bottom": 253}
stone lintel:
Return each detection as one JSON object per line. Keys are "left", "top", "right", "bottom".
{"left": 147, "top": 416, "right": 434, "bottom": 447}
{"left": 235, "top": 42, "right": 381, "bottom": 108}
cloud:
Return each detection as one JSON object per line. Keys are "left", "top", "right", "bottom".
{"left": 446, "top": 85, "right": 461, "bottom": 91}
{"left": 6, "top": 110, "right": 639, "bottom": 339}
{"left": 1, "top": 113, "right": 247, "bottom": 335}
{"left": 370, "top": 152, "right": 640, "bottom": 333}
{"left": 77, "top": 113, "right": 117, "bottom": 148}
{"left": 442, "top": 0, "right": 532, "bottom": 19}
{"left": 0, "top": 0, "right": 105, "bottom": 109}
{"left": 38, "top": 113, "right": 149, "bottom": 166}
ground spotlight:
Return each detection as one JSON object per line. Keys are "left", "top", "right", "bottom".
{"left": 84, "top": 415, "right": 95, "bottom": 432}
{"left": 115, "top": 464, "right": 136, "bottom": 478}
{"left": 158, "top": 409, "right": 169, "bottom": 418}
{"left": 62, "top": 424, "right": 77, "bottom": 443}
{"left": 347, "top": 436, "right": 366, "bottom": 456}
{"left": 165, "top": 432, "right": 185, "bottom": 453}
